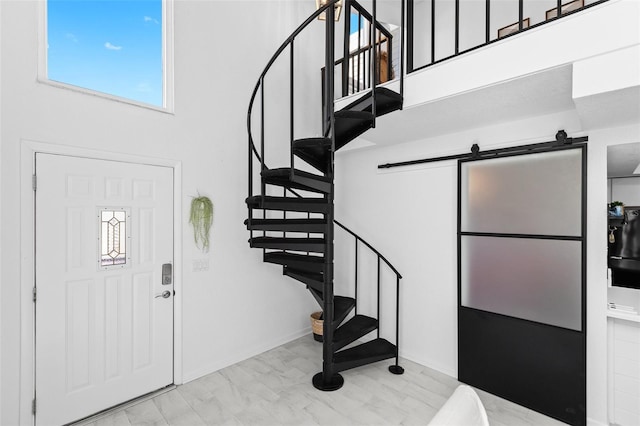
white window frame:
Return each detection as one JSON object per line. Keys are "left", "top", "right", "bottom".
{"left": 37, "top": 0, "right": 174, "bottom": 113}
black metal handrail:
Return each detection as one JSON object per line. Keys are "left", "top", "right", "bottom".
{"left": 247, "top": 0, "right": 341, "bottom": 235}
{"left": 335, "top": 220, "right": 402, "bottom": 278}
{"left": 408, "top": 0, "right": 609, "bottom": 72}
{"left": 334, "top": 219, "right": 403, "bottom": 370}
{"left": 278, "top": 188, "right": 403, "bottom": 368}
{"left": 246, "top": 0, "right": 341, "bottom": 169}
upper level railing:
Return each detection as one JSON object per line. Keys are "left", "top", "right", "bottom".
{"left": 321, "top": 10, "right": 393, "bottom": 103}
{"left": 407, "top": 0, "right": 609, "bottom": 72}
{"left": 321, "top": 0, "right": 406, "bottom": 129}
{"left": 341, "top": 0, "right": 395, "bottom": 96}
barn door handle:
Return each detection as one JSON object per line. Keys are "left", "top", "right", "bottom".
{"left": 155, "top": 290, "right": 171, "bottom": 299}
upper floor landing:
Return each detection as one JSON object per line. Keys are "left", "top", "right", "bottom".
{"left": 338, "top": 0, "right": 639, "bottom": 146}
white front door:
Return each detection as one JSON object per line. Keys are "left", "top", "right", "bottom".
{"left": 35, "top": 153, "right": 174, "bottom": 425}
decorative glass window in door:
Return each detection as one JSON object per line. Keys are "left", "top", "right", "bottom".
{"left": 99, "top": 208, "right": 130, "bottom": 268}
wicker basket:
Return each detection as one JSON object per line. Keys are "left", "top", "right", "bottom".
{"left": 310, "top": 311, "right": 323, "bottom": 342}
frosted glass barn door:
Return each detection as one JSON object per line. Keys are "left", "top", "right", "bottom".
{"left": 458, "top": 147, "right": 586, "bottom": 426}
{"left": 34, "top": 154, "right": 174, "bottom": 426}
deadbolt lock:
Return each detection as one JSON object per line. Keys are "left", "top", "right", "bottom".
{"left": 162, "top": 263, "right": 172, "bottom": 285}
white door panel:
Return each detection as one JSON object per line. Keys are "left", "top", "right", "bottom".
{"left": 35, "top": 154, "right": 174, "bottom": 426}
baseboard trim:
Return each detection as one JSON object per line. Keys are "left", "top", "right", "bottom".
{"left": 401, "top": 350, "right": 458, "bottom": 379}
{"left": 182, "top": 327, "right": 312, "bottom": 383}
{"left": 70, "top": 385, "right": 176, "bottom": 426}
{"left": 587, "top": 417, "right": 608, "bottom": 426}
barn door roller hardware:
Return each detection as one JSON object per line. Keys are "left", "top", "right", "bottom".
{"left": 378, "top": 130, "right": 588, "bottom": 170}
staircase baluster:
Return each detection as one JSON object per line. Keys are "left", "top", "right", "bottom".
{"left": 352, "top": 57, "right": 356, "bottom": 95}
{"left": 387, "top": 34, "right": 393, "bottom": 85}
{"left": 407, "top": 0, "right": 414, "bottom": 73}
{"left": 354, "top": 239, "right": 358, "bottom": 315}
{"left": 372, "top": 0, "right": 377, "bottom": 127}
{"left": 401, "top": 0, "right": 405, "bottom": 103}
{"left": 377, "top": 256, "right": 381, "bottom": 338}
{"left": 376, "top": 29, "right": 380, "bottom": 83}
{"left": 519, "top": 0, "right": 524, "bottom": 30}
{"left": 455, "top": 0, "right": 460, "bottom": 54}
{"left": 290, "top": 41, "right": 295, "bottom": 175}
{"left": 248, "top": 123, "right": 253, "bottom": 240}
{"left": 260, "top": 76, "right": 267, "bottom": 250}
{"left": 367, "top": 20, "right": 371, "bottom": 89}
{"left": 485, "top": 0, "right": 490, "bottom": 43}
{"left": 260, "top": 76, "right": 266, "bottom": 203}
{"left": 283, "top": 187, "right": 286, "bottom": 240}
{"left": 357, "top": 13, "right": 362, "bottom": 93}
{"left": 342, "top": 0, "right": 351, "bottom": 97}
{"left": 431, "top": 0, "right": 435, "bottom": 64}
{"left": 389, "top": 274, "right": 405, "bottom": 375}
{"left": 396, "top": 275, "right": 400, "bottom": 364}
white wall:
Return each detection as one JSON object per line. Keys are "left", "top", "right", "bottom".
{"left": 610, "top": 177, "right": 640, "bottom": 206}
{"left": 335, "top": 103, "right": 639, "bottom": 426}
{"left": 0, "top": 1, "right": 327, "bottom": 424}
{"left": 0, "top": 1, "right": 3, "bottom": 422}
{"left": 411, "top": 0, "right": 432, "bottom": 68}
{"left": 335, "top": 109, "right": 582, "bottom": 374}
{"left": 607, "top": 318, "right": 640, "bottom": 426}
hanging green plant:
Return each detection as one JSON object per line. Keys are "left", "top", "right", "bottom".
{"left": 189, "top": 195, "right": 214, "bottom": 252}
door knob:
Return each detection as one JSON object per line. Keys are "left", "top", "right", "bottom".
{"left": 155, "top": 290, "right": 171, "bottom": 299}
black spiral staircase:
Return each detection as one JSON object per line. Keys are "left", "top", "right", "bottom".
{"left": 245, "top": 0, "right": 406, "bottom": 391}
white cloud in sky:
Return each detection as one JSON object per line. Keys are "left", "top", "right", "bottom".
{"left": 144, "top": 16, "right": 159, "bottom": 24}
{"left": 104, "top": 42, "right": 123, "bottom": 51}
{"left": 135, "top": 82, "right": 153, "bottom": 93}
{"left": 66, "top": 33, "right": 78, "bottom": 43}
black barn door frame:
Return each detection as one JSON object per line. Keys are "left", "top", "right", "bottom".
{"left": 457, "top": 143, "right": 587, "bottom": 426}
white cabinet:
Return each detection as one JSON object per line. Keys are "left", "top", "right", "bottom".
{"left": 608, "top": 317, "right": 640, "bottom": 426}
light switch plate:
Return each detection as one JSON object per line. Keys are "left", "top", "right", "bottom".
{"left": 193, "top": 258, "right": 209, "bottom": 272}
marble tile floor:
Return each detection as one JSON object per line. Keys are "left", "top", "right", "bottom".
{"left": 81, "top": 336, "right": 566, "bottom": 426}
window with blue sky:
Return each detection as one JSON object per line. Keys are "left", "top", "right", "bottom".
{"left": 47, "top": 0, "right": 164, "bottom": 107}
{"left": 350, "top": 12, "right": 364, "bottom": 34}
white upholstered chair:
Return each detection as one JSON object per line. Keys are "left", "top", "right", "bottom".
{"left": 428, "top": 385, "right": 490, "bottom": 426}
